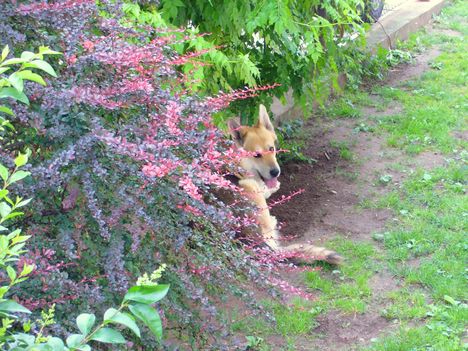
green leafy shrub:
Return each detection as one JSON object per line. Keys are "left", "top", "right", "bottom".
{"left": 123, "top": 0, "right": 370, "bottom": 121}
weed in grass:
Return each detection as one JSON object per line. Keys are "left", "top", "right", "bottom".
{"left": 354, "top": 122, "right": 375, "bottom": 133}
{"left": 381, "top": 289, "right": 429, "bottom": 321}
{"left": 378, "top": 174, "right": 393, "bottom": 186}
{"left": 386, "top": 49, "right": 413, "bottom": 66}
{"left": 325, "top": 98, "right": 362, "bottom": 119}
{"left": 263, "top": 299, "right": 322, "bottom": 336}
{"left": 232, "top": 298, "right": 322, "bottom": 339}
{"left": 330, "top": 140, "right": 354, "bottom": 161}
{"left": 231, "top": 309, "right": 273, "bottom": 335}
{"left": 245, "top": 336, "right": 269, "bottom": 351}
{"left": 335, "top": 167, "right": 359, "bottom": 182}
{"left": 429, "top": 61, "right": 444, "bottom": 70}
{"left": 358, "top": 197, "right": 377, "bottom": 209}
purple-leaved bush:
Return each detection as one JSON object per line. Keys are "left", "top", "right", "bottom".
{"left": 0, "top": 1, "right": 315, "bottom": 348}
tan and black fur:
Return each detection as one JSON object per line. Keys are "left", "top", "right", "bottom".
{"left": 228, "top": 105, "right": 343, "bottom": 265}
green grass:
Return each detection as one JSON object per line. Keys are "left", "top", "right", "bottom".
{"left": 324, "top": 97, "right": 362, "bottom": 119}
{"left": 326, "top": 2, "right": 467, "bottom": 349}
{"left": 264, "top": 299, "right": 322, "bottom": 336}
{"left": 364, "top": 3, "right": 468, "bottom": 347}
{"left": 232, "top": 299, "right": 321, "bottom": 338}
{"left": 304, "top": 239, "right": 378, "bottom": 314}
{"left": 376, "top": 38, "right": 467, "bottom": 154}
{"left": 330, "top": 140, "right": 354, "bottom": 161}
{"left": 381, "top": 289, "right": 428, "bottom": 321}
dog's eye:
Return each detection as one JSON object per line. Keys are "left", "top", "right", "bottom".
{"left": 254, "top": 152, "right": 262, "bottom": 158}
{"left": 269, "top": 146, "right": 275, "bottom": 152}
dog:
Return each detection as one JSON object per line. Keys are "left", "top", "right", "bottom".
{"left": 227, "top": 105, "right": 343, "bottom": 265}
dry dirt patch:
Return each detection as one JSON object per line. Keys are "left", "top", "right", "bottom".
{"left": 310, "top": 310, "right": 391, "bottom": 351}
{"left": 271, "top": 119, "right": 393, "bottom": 244}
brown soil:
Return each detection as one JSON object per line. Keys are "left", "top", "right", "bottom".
{"left": 310, "top": 310, "right": 391, "bottom": 351}
{"left": 271, "top": 120, "right": 394, "bottom": 246}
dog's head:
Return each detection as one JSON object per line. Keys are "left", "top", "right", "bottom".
{"left": 228, "top": 104, "right": 280, "bottom": 189}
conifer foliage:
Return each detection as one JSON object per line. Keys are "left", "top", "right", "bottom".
{"left": 123, "top": 0, "right": 365, "bottom": 118}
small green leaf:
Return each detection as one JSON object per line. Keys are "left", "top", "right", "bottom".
{"left": 0, "top": 87, "right": 29, "bottom": 105}
{"left": 17, "top": 70, "right": 47, "bottom": 86}
{"left": 24, "top": 60, "right": 57, "bottom": 77}
{"left": 20, "top": 51, "right": 35, "bottom": 61}
{"left": 1, "top": 58, "right": 27, "bottom": 66}
{"left": 0, "top": 286, "right": 8, "bottom": 298}
{"left": 8, "top": 72, "right": 24, "bottom": 92}
{"left": 9, "top": 170, "right": 31, "bottom": 184}
{"left": 66, "top": 334, "right": 85, "bottom": 348}
{"left": 443, "top": 295, "right": 458, "bottom": 306}
{"left": 38, "top": 46, "right": 62, "bottom": 56}
{"left": 6, "top": 266, "right": 16, "bottom": 282}
{"left": 4, "top": 195, "right": 14, "bottom": 205}
{"left": 14, "top": 153, "right": 28, "bottom": 167}
{"left": 12, "top": 234, "right": 31, "bottom": 245}
{"left": 104, "top": 308, "right": 141, "bottom": 337}
{"left": 0, "top": 300, "right": 31, "bottom": 314}
{"left": 47, "top": 337, "right": 65, "bottom": 351}
{"left": 16, "top": 198, "right": 32, "bottom": 208}
{"left": 90, "top": 327, "right": 126, "bottom": 344}
{"left": 0, "top": 202, "right": 12, "bottom": 217}
{"left": 76, "top": 313, "right": 96, "bottom": 335}
{"left": 0, "top": 189, "right": 8, "bottom": 200}
{"left": 0, "top": 235, "right": 8, "bottom": 250}
{"left": 129, "top": 303, "right": 163, "bottom": 340}
{"left": 0, "top": 106, "right": 14, "bottom": 116}
{"left": 3, "top": 211, "right": 24, "bottom": 221}
{"left": 1, "top": 46, "right": 9, "bottom": 62}
{"left": 20, "top": 262, "right": 34, "bottom": 277}
{"left": 0, "top": 163, "right": 8, "bottom": 181}
{"left": 124, "top": 284, "right": 170, "bottom": 304}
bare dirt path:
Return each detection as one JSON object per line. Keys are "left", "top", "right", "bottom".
{"left": 269, "top": 35, "right": 447, "bottom": 351}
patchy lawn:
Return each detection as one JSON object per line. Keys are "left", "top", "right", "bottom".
{"left": 232, "top": 1, "right": 467, "bottom": 350}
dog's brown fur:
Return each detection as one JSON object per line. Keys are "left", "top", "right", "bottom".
{"left": 228, "top": 105, "right": 343, "bottom": 265}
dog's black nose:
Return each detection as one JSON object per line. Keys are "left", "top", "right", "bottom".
{"left": 270, "top": 168, "right": 280, "bottom": 178}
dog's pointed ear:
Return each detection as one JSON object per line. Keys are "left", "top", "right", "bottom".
{"left": 227, "top": 118, "right": 244, "bottom": 146}
{"left": 256, "top": 104, "right": 274, "bottom": 132}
